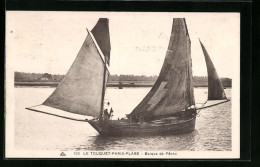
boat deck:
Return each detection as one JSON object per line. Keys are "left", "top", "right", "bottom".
{"left": 87, "top": 114, "right": 196, "bottom": 136}
{"left": 104, "top": 116, "right": 193, "bottom": 128}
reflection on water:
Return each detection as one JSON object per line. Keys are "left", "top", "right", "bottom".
{"left": 94, "top": 130, "right": 198, "bottom": 151}
{"left": 14, "top": 87, "right": 231, "bottom": 151}
{"left": 69, "top": 130, "right": 199, "bottom": 151}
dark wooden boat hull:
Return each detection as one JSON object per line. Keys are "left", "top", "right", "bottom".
{"left": 88, "top": 116, "right": 196, "bottom": 137}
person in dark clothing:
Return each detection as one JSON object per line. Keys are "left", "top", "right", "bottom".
{"left": 109, "top": 107, "right": 114, "bottom": 119}
{"left": 103, "top": 109, "right": 109, "bottom": 121}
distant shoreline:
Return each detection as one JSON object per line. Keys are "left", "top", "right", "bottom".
{"left": 14, "top": 72, "right": 232, "bottom": 87}
{"left": 14, "top": 81, "right": 231, "bottom": 88}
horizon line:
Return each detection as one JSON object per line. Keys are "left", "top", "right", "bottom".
{"left": 14, "top": 71, "right": 232, "bottom": 79}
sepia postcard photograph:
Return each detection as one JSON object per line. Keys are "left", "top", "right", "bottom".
{"left": 5, "top": 11, "right": 240, "bottom": 159}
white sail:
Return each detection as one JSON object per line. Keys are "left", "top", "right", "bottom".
{"left": 27, "top": 19, "right": 111, "bottom": 119}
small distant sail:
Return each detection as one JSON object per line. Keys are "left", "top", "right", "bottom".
{"left": 199, "top": 40, "right": 227, "bottom": 100}
{"left": 27, "top": 19, "right": 110, "bottom": 120}
{"left": 129, "top": 18, "right": 195, "bottom": 121}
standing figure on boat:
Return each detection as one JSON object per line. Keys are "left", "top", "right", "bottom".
{"left": 102, "top": 102, "right": 114, "bottom": 122}
{"left": 109, "top": 107, "right": 114, "bottom": 120}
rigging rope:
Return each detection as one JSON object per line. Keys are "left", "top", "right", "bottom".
{"left": 195, "top": 100, "right": 207, "bottom": 114}
{"left": 195, "top": 100, "right": 207, "bottom": 118}
{"left": 195, "top": 100, "right": 229, "bottom": 119}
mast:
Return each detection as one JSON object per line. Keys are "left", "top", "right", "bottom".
{"left": 99, "top": 59, "right": 107, "bottom": 121}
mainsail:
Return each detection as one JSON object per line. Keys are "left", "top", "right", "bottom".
{"left": 27, "top": 18, "right": 111, "bottom": 120}
{"left": 129, "top": 18, "right": 195, "bottom": 120}
{"left": 199, "top": 40, "right": 227, "bottom": 100}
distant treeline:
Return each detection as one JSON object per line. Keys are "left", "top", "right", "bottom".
{"left": 108, "top": 74, "right": 158, "bottom": 82}
{"left": 14, "top": 72, "right": 160, "bottom": 82}
{"left": 15, "top": 72, "right": 64, "bottom": 82}
{"left": 14, "top": 72, "right": 232, "bottom": 87}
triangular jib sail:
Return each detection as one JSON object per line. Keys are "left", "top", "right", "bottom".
{"left": 27, "top": 18, "right": 111, "bottom": 120}
{"left": 129, "top": 18, "right": 195, "bottom": 121}
{"left": 199, "top": 40, "right": 227, "bottom": 100}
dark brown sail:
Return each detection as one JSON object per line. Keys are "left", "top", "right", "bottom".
{"left": 129, "top": 18, "right": 195, "bottom": 121}
{"left": 91, "top": 18, "right": 111, "bottom": 65}
{"left": 199, "top": 40, "right": 227, "bottom": 100}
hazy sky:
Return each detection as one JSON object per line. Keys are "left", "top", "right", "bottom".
{"left": 6, "top": 12, "right": 240, "bottom": 78}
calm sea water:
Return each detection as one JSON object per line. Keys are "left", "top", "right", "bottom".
{"left": 14, "top": 87, "right": 231, "bottom": 151}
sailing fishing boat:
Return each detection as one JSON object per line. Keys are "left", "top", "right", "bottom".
{"left": 26, "top": 18, "right": 229, "bottom": 136}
